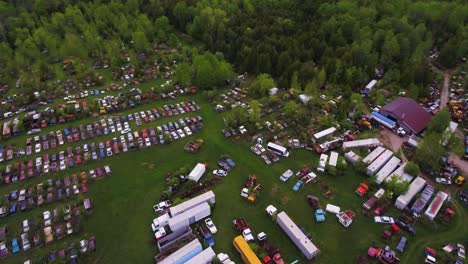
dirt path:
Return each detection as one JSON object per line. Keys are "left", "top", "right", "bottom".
{"left": 378, "top": 128, "right": 407, "bottom": 152}
{"left": 440, "top": 73, "right": 450, "bottom": 109}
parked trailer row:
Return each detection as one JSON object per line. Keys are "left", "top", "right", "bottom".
{"left": 394, "top": 177, "right": 426, "bottom": 210}
{"left": 366, "top": 150, "right": 393, "bottom": 176}
{"left": 375, "top": 156, "right": 401, "bottom": 184}
{"left": 362, "top": 146, "right": 385, "bottom": 164}
{"left": 411, "top": 184, "right": 435, "bottom": 214}
{"left": 424, "top": 191, "right": 448, "bottom": 221}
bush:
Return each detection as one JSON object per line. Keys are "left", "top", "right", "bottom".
{"left": 404, "top": 161, "right": 420, "bottom": 176}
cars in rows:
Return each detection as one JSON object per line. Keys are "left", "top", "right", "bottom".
{"left": 1, "top": 117, "right": 202, "bottom": 186}
{"left": 1, "top": 101, "right": 201, "bottom": 163}
{"left": 0, "top": 166, "right": 110, "bottom": 218}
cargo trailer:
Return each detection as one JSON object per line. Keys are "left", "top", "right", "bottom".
{"left": 394, "top": 177, "right": 426, "bottom": 210}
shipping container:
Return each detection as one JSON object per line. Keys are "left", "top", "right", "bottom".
{"left": 385, "top": 163, "right": 407, "bottom": 183}
{"left": 188, "top": 163, "right": 207, "bottom": 182}
{"left": 312, "top": 127, "right": 336, "bottom": 142}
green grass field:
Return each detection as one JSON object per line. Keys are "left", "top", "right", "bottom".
{"left": 1, "top": 90, "right": 467, "bottom": 264}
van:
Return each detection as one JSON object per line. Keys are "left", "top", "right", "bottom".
{"left": 424, "top": 255, "right": 436, "bottom": 264}
{"left": 3, "top": 112, "right": 13, "bottom": 118}
{"left": 151, "top": 214, "right": 170, "bottom": 231}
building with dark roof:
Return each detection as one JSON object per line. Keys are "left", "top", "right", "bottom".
{"left": 380, "top": 97, "right": 432, "bottom": 134}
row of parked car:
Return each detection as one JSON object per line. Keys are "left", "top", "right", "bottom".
{"left": 0, "top": 166, "right": 110, "bottom": 218}
{"left": 0, "top": 199, "right": 93, "bottom": 260}
{"left": 0, "top": 100, "right": 200, "bottom": 165}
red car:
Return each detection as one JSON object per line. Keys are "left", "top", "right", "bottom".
{"left": 81, "top": 181, "right": 88, "bottom": 193}
{"left": 50, "top": 139, "right": 57, "bottom": 149}
{"left": 113, "top": 143, "right": 120, "bottom": 154}
{"left": 75, "top": 154, "right": 82, "bottom": 165}
{"left": 96, "top": 167, "right": 103, "bottom": 177}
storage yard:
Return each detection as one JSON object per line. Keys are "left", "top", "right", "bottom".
{"left": 0, "top": 92, "right": 467, "bottom": 263}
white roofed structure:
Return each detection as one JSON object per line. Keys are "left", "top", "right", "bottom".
{"left": 169, "top": 191, "right": 215, "bottom": 217}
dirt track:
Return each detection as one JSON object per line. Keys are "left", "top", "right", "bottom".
{"left": 449, "top": 154, "right": 468, "bottom": 176}
{"left": 440, "top": 73, "right": 450, "bottom": 109}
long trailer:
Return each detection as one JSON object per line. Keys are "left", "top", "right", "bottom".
{"left": 169, "top": 191, "right": 215, "bottom": 217}
{"left": 375, "top": 156, "right": 401, "bottom": 184}
{"left": 362, "top": 146, "right": 385, "bottom": 164}
{"left": 276, "top": 211, "right": 319, "bottom": 259}
{"left": 312, "top": 127, "right": 336, "bottom": 142}
{"left": 411, "top": 184, "right": 434, "bottom": 214}
{"left": 394, "top": 176, "right": 426, "bottom": 210}
{"left": 168, "top": 202, "right": 211, "bottom": 232}
{"left": 366, "top": 150, "right": 393, "bottom": 176}
{"left": 157, "top": 239, "right": 203, "bottom": 264}
{"left": 371, "top": 112, "right": 396, "bottom": 129}
{"left": 342, "top": 138, "right": 381, "bottom": 150}
{"left": 328, "top": 151, "right": 339, "bottom": 167}
{"left": 424, "top": 191, "right": 448, "bottom": 221}
{"left": 384, "top": 163, "right": 407, "bottom": 183}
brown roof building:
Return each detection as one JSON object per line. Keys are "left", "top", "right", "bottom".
{"left": 380, "top": 97, "right": 432, "bottom": 134}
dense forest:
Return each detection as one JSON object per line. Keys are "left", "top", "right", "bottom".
{"left": 0, "top": 0, "right": 467, "bottom": 99}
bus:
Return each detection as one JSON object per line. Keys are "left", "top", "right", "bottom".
{"left": 233, "top": 236, "right": 261, "bottom": 264}
{"left": 267, "top": 142, "right": 289, "bottom": 157}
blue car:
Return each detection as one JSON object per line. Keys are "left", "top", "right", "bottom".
{"left": 9, "top": 203, "right": 17, "bottom": 215}
{"left": 204, "top": 233, "right": 215, "bottom": 247}
{"left": 396, "top": 236, "right": 407, "bottom": 252}
{"left": 11, "top": 238, "right": 19, "bottom": 254}
{"left": 315, "top": 209, "right": 326, "bottom": 222}
{"left": 223, "top": 157, "right": 236, "bottom": 168}
{"left": 293, "top": 181, "right": 303, "bottom": 192}
{"left": 99, "top": 149, "right": 105, "bottom": 158}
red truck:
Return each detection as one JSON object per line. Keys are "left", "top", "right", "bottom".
{"left": 355, "top": 183, "right": 369, "bottom": 196}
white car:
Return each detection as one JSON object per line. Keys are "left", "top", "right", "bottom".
{"left": 66, "top": 222, "right": 73, "bottom": 235}
{"left": 457, "top": 244, "right": 465, "bottom": 259}
{"left": 239, "top": 125, "right": 247, "bottom": 135}
{"left": 110, "top": 125, "right": 116, "bottom": 133}
{"left": 171, "top": 131, "right": 179, "bottom": 140}
{"left": 242, "top": 228, "right": 254, "bottom": 242}
{"left": 23, "top": 220, "right": 29, "bottom": 232}
{"left": 184, "top": 127, "right": 192, "bottom": 136}
{"left": 116, "top": 123, "right": 122, "bottom": 131}
{"left": 213, "top": 169, "right": 227, "bottom": 177}
{"left": 21, "top": 233, "right": 31, "bottom": 251}
{"left": 241, "top": 188, "right": 249, "bottom": 198}
{"left": 435, "top": 177, "right": 451, "bottom": 185}
{"left": 205, "top": 218, "right": 218, "bottom": 234}
{"left": 153, "top": 201, "right": 171, "bottom": 213}
{"left": 43, "top": 211, "right": 51, "bottom": 226}
{"left": 256, "top": 144, "right": 266, "bottom": 153}
{"left": 106, "top": 148, "right": 113, "bottom": 157}
{"left": 79, "top": 240, "right": 88, "bottom": 253}
{"left": 374, "top": 216, "right": 395, "bottom": 224}
{"left": 72, "top": 185, "right": 80, "bottom": 195}
{"left": 59, "top": 160, "right": 66, "bottom": 171}
{"left": 145, "top": 138, "right": 151, "bottom": 147}
{"left": 280, "top": 169, "right": 294, "bottom": 182}
{"left": 124, "top": 122, "right": 130, "bottom": 130}
{"left": 177, "top": 129, "right": 185, "bottom": 138}
{"left": 35, "top": 143, "right": 41, "bottom": 153}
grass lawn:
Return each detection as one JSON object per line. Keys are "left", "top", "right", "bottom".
{"left": 1, "top": 92, "right": 467, "bottom": 264}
